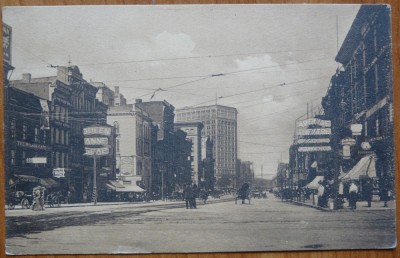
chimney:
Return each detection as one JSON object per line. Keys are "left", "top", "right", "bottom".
{"left": 22, "top": 73, "right": 31, "bottom": 83}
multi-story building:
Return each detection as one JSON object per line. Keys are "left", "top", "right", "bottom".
{"left": 92, "top": 81, "right": 115, "bottom": 107}
{"left": 107, "top": 102, "right": 156, "bottom": 194}
{"left": 3, "top": 22, "right": 15, "bottom": 194}
{"left": 322, "top": 5, "right": 394, "bottom": 194}
{"left": 11, "top": 66, "right": 112, "bottom": 202}
{"left": 11, "top": 72, "right": 73, "bottom": 197}
{"left": 114, "top": 86, "right": 127, "bottom": 106}
{"left": 201, "top": 136, "right": 214, "bottom": 190}
{"left": 176, "top": 105, "right": 238, "bottom": 187}
{"left": 137, "top": 100, "right": 192, "bottom": 197}
{"left": 3, "top": 23, "right": 13, "bottom": 86}
{"left": 6, "top": 87, "right": 57, "bottom": 194}
{"left": 174, "top": 122, "right": 203, "bottom": 185}
{"left": 236, "top": 160, "right": 254, "bottom": 188}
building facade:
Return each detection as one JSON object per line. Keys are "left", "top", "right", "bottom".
{"left": 201, "top": 136, "right": 214, "bottom": 190}
{"left": 176, "top": 105, "right": 238, "bottom": 187}
{"left": 322, "top": 5, "right": 394, "bottom": 195}
{"left": 174, "top": 122, "right": 204, "bottom": 186}
{"left": 10, "top": 66, "right": 112, "bottom": 202}
{"left": 107, "top": 103, "right": 155, "bottom": 194}
{"left": 6, "top": 87, "right": 58, "bottom": 194}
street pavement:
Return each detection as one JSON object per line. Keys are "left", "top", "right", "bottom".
{"left": 5, "top": 196, "right": 396, "bottom": 255}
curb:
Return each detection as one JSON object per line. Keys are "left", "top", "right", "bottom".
{"left": 290, "top": 200, "right": 395, "bottom": 212}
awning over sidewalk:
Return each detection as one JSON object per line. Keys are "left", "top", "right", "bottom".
{"left": 40, "top": 178, "right": 60, "bottom": 188}
{"left": 116, "top": 184, "right": 145, "bottom": 193}
{"left": 14, "top": 174, "right": 41, "bottom": 183}
{"left": 304, "top": 176, "right": 324, "bottom": 190}
{"left": 107, "top": 181, "right": 145, "bottom": 192}
{"left": 340, "top": 155, "right": 377, "bottom": 181}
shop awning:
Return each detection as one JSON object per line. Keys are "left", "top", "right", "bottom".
{"left": 304, "top": 176, "right": 324, "bottom": 190}
{"left": 340, "top": 155, "right": 377, "bottom": 181}
{"left": 40, "top": 178, "right": 60, "bottom": 188}
{"left": 106, "top": 184, "right": 116, "bottom": 191}
{"left": 115, "top": 183, "right": 145, "bottom": 193}
{"left": 14, "top": 174, "right": 41, "bottom": 183}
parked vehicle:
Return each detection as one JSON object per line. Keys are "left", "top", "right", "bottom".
{"left": 7, "top": 191, "right": 33, "bottom": 210}
{"left": 45, "top": 191, "right": 63, "bottom": 208}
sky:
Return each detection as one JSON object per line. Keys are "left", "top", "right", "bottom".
{"left": 3, "top": 4, "right": 361, "bottom": 179}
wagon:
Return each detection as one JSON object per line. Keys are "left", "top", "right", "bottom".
{"left": 235, "top": 183, "right": 251, "bottom": 204}
{"left": 7, "top": 191, "right": 33, "bottom": 210}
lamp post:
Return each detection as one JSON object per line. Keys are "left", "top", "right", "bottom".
{"left": 161, "top": 165, "right": 164, "bottom": 201}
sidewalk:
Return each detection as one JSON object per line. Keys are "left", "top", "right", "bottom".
{"left": 291, "top": 197, "right": 395, "bottom": 212}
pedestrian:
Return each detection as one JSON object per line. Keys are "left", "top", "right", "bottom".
{"left": 363, "top": 179, "right": 373, "bottom": 207}
{"left": 191, "top": 184, "right": 198, "bottom": 209}
{"left": 349, "top": 181, "right": 358, "bottom": 209}
{"left": 379, "top": 176, "right": 391, "bottom": 208}
{"left": 31, "top": 186, "right": 45, "bottom": 211}
{"left": 183, "top": 184, "right": 193, "bottom": 209}
{"left": 317, "top": 181, "right": 326, "bottom": 207}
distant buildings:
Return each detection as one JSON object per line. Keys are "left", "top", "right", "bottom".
{"left": 176, "top": 105, "right": 238, "bottom": 187}
{"left": 136, "top": 100, "right": 192, "bottom": 197}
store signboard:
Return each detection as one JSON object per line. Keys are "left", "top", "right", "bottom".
{"left": 53, "top": 168, "right": 65, "bottom": 178}
{"left": 84, "top": 137, "right": 109, "bottom": 146}
{"left": 297, "top": 118, "right": 331, "bottom": 128}
{"left": 297, "top": 128, "right": 331, "bottom": 136}
{"left": 296, "top": 138, "right": 330, "bottom": 144}
{"left": 298, "top": 146, "right": 332, "bottom": 152}
{"left": 84, "top": 147, "right": 109, "bottom": 156}
{"left": 83, "top": 126, "right": 111, "bottom": 136}
{"left": 26, "top": 157, "right": 47, "bottom": 164}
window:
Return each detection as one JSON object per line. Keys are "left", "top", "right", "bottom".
{"left": 60, "top": 130, "right": 64, "bottom": 145}
{"left": 34, "top": 128, "right": 39, "bottom": 143}
{"left": 11, "top": 150, "right": 15, "bottom": 165}
{"left": 21, "top": 151, "right": 26, "bottom": 165}
{"left": 55, "top": 129, "right": 59, "bottom": 144}
{"left": 22, "top": 123, "right": 27, "bottom": 140}
{"left": 10, "top": 119, "right": 16, "bottom": 139}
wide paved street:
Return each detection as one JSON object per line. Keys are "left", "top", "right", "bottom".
{"left": 6, "top": 196, "right": 396, "bottom": 255}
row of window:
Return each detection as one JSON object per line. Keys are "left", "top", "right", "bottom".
{"left": 10, "top": 150, "right": 68, "bottom": 168}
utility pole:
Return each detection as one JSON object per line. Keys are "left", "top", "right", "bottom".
{"left": 92, "top": 153, "right": 97, "bottom": 205}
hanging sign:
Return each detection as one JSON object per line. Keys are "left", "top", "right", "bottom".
{"left": 297, "top": 128, "right": 331, "bottom": 136}
{"left": 84, "top": 147, "right": 109, "bottom": 156}
{"left": 84, "top": 137, "right": 109, "bottom": 146}
{"left": 53, "top": 168, "right": 66, "bottom": 178}
{"left": 298, "top": 146, "right": 332, "bottom": 152}
{"left": 297, "top": 118, "right": 331, "bottom": 128}
{"left": 83, "top": 126, "right": 112, "bottom": 136}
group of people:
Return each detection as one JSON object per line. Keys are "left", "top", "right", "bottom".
{"left": 183, "top": 184, "right": 198, "bottom": 209}
{"left": 317, "top": 179, "right": 375, "bottom": 210}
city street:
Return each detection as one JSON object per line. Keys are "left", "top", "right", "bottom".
{"left": 6, "top": 196, "right": 396, "bottom": 254}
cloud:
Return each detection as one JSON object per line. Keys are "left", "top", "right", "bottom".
{"left": 150, "top": 31, "right": 196, "bottom": 58}
{"left": 234, "top": 54, "right": 283, "bottom": 73}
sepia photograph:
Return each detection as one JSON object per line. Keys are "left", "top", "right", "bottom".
{"left": 2, "top": 4, "right": 396, "bottom": 255}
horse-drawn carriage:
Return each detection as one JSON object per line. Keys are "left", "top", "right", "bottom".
{"left": 235, "top": 183, "right": 251, "bottom": 204}
{"left": 6, "top": 191, "right": 33, "bottom": 210}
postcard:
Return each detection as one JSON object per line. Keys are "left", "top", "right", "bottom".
{"left": 2, "top": 4, "right": 396, "bottom": 255}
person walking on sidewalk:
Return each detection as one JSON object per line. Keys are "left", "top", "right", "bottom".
{"left": 363, "top": 179, "right": 373, "bottom": 207}
{"left": 183, "top": 184, "right": 193, "bottom": 209}
{"left": 349, "top": 181, "right": 358, "bottom": 209}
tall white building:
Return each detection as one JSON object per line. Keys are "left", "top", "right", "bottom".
{"left": 174, "top": 122, "right": 203, "bottom": 185}
{"left": 107, "top": 104, "right": 154, "bottom": 192}
{"left": 176, "top": 105, "right": 237, "bottom": 186}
